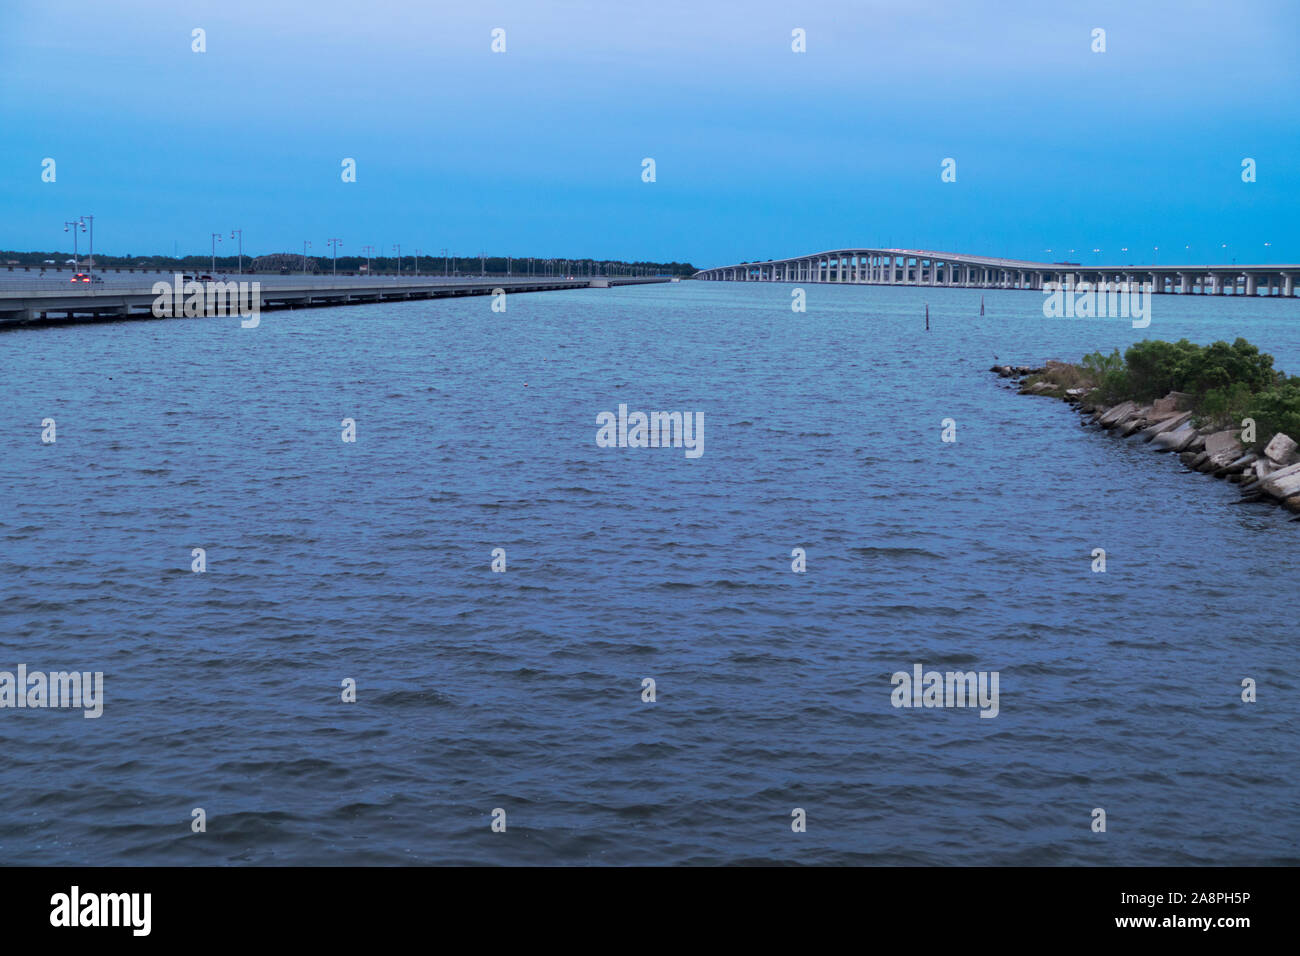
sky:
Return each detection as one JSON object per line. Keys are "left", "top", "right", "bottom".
{"left": 1, "top": 0, "right": 1297, "bottom": 268}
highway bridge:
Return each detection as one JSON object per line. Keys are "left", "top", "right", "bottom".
{"left": 694, "top": 248, "right": 1299, "bottom": 297}
{"left": 0, "top": 273, "right": 671, "bottom": 327}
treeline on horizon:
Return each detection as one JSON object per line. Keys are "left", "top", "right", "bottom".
{"left": 0, "top": 249, "right": 698, "bottom": 276}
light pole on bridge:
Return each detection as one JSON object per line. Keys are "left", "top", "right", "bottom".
{"left": 211, "top": 232, "right": 222, "bottom": 274}
{"left": 79, "top": 215, "right": 95, "bottom": 276}
{"left": 230, "top": 229, "right": 243, "bottom": 274}
{"left": 327, "top": 238, "right": 343, "bottom": 276}
{"left": 64, "top": 219, "right": 84, "bottom": 272}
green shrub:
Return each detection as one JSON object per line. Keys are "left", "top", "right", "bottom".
{"left": 1062, "top": 338, "right": 1299, "bottom": 450}
{"left": 1077, "top": 348, "right": 1127, "bottom": 404}
{"left": 1123, "top": 338, "right": 1200, "bottom": 400}
{"left": 1080, "top": 348, "right": 1124, "bottom": 378}
{"left": 1200, "top": 381, "right": 1255, "bottom": 425}
{"left": 1176, "top": 338, "right": 1277, "bottom": 397}
{"left": 1244, "top": 379, "right": 1300, "bottom": 445}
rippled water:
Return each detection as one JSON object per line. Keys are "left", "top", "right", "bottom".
{"left": 1, "top": 281, "right": 1297, "bottom": 865}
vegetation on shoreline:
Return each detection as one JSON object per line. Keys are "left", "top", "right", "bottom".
{"left": 1026, "top": 338, "right": 1300, "bottom": 448}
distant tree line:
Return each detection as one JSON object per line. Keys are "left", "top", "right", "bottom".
{"left": 0, "top": 249, "right": 698, "bottom": 276}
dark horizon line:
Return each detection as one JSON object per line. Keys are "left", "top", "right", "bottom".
{"left": 0, "top": 248, "right": 698, "bottom": 269}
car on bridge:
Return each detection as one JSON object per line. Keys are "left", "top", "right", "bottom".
{"left": 70, "top": 273, "right": 103, "bottom": 284}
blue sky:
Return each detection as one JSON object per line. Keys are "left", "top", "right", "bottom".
{"left": 2, "top": 0, "right": 1297, "bottom": 267}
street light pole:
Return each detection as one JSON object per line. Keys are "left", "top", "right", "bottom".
{"left": 303, "top": 240, "right": 311, "bottom": 274}
{"left": 231, "top": 229, "right": 242, "bottom": 274}
{"left": 328, "top": 238, "right": 342, "bottom": 276}
{"left": 211, "top": 232, "right": 222, "bottom": 273}
{"left": 441, "top": 248, "right": 448, "bottom": 276}
{"left": 79, "top": 215, "right": 95, "bottom": 276}
{"left": 64, "top": 220, "right": 82, "bottom": 271}
{"left": 361, "top": 244, "right": 373, "bottom": 275}
{"left": 393, "top": 244, "right": 400, "bottom": 279}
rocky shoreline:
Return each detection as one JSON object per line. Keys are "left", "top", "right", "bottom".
{"left": 992, "top": 363, "right": 1300, "bottom": 517}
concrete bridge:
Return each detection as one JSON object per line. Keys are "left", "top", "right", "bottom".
{"left": 0, "top": 273, "right": 671, "bottom": 327}
{"left": 694, "top": 249, "right": 1300, "bottom": 297}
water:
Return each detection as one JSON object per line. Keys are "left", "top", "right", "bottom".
{"left": 1, "top": 281, "right": 1297, "bottom": 865}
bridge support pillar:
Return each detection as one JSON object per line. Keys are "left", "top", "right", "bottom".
{"left": 1285, "top": 274, "right": 1295, "bottom": 297}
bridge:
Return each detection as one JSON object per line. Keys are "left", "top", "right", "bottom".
{"left": 0, "top": 273, "right": 671, "bottom": 327}
{"left": 694, "top": 249, "right": 1300, "bottom": 297}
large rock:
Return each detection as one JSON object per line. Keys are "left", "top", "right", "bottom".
{"left": 1261, "top": 462, "right": 1300, "bottom": 500}
{"left": 1214, "top": 451, "right": 1258, "bottom": 479}
{"left": 1203, "top": 430, "right": 1244, "bottom": 468}
{"left": 1263, "top": 433, "right": 1298, "bottom": 466}
{"left": 1097, "top": 401, "right": 1139, "bottom": 428}
{"left": 1138, "top": 410, "right": 1192, "bottom": 441}
{"left": 1151, "top": 423, "right": 1196, "bottom": 452}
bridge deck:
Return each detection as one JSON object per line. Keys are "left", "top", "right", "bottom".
{"left": 695, "top": 249, "right": 1299, "bottom": 296}
{"left": 0, "top": 274, "right": 671, "bottom": 326}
